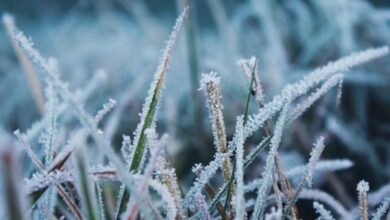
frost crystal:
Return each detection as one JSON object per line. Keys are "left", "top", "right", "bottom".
{"left": 128, "top": 6, "right": 188, "bottom": 173}
{"left": 252, "top": 104, "right": 289, "bottom": 220}
{"left": 192, "top": 163, "right": 203, "bottom": 174}
{"left": 290, "top": 74, "right": 344, "bottom": 121}
{"left": 13, "top": 130, "right": 45, "bottom": 169}
{"left": 306, "top": 136, "right": 326, "bottom": 187}
{"left": 287, "top": 159, "right": 353, "bottom": 179}
{"left": 184, "top": 151, "right": 232, "bottom": 210}
{"left": 265, "top": 207, "right": 282, "bottom": 220}
{"left": 200, "top": 72, "right": 232, "bottom": 181}
{"left": 244, "top": 47, "right": 389, "bottom": 139}
{"left": 357, "top": 180, "right": 370, "bottom": 193}
{"left": 195, "top": 193, "right": 212, "bottom": 220}
{"left": 357, "top": 180, "right": 370, "bottom": 220}
{"left": 313, "top": 201, "right": 335, "bottom": 220}
{"left": 148, "top": 179, "right": 177, "bottom": 220}
{"left": 121, "top": 135, "right": 132, "bottom": 162}
{"left": 40, "top": 81, "right": 59, "bottom": 165}
{"left": 155, "top": 146, "right": 185, "bottom": 219}
{"left": 244, "top": 159, "right": 353, "bottom": 193}
{"left": 95, "top": 98, "right": 117, "bottom": 123}
{"left": 199, "top": 72, "right": 227, "bottom": 154}
{"left": 371, "top": 197, "right": 390, "bottom": 220}
{"left": 25, "top": 171, "right": 73, "bottom": 194}
{"left": 13, "top": 20, "right": 139, "bottom": 207}
{"left": 95, "top": 182, "right": 106, "bottom": 220}
{"left": 24, "top": 69, "right": 106, "bottom": 142}
{"left": 238, "top": 56, "right": 266, "bottom": 107}
{"left": 233, "top": 116, "right": 245, "bottom": 220}
{"left": 300, "top": 189, "right": 351, "bottom": 219}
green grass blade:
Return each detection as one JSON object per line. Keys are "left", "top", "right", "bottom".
{"left": 222, "top": 59, "right": 257, "bottom": 214}
{"left": 75, "top": 149, "right": 98, "bottom": 220}
{"left": 115, "top": 8, "right": 188, "bottom": 218}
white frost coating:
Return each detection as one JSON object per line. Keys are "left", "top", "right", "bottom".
{"left": 40, "top": 82, "right": 59, "bottom": 165}
{"left": 12, "top": 13, "right": 164, "bottom": 207}
{"left": 244, "top": 47, "right": 389, "bottom": 139}
{"left": 47, "top": 128, "right": 88, "bottom": 171}
{"left": 357, "top": 180, "right": 370, "bottom": 193}
{"left": 184, "top": 151, "right": 232, "bottom": 210}
{"left": 244, "top": 159, "right": 353, "bottom": 193}
{"left": 95, "top": 182, "right": 106, "bottom": 220}
{"left": 289, "top": 74, "right": 344, "bottom": 121}
{"left": 313, "top": 201, "right": 335, "bottom": 220}
{"left": 2, "top": 13, "right": 14, "bottom": 27}
{"left": 287, "top": 159, "right": 353, "bottom": 178}
{"left": 142, "top": 129, "right": 164, "bottom": 183}
{"left": 283, "top": 137, "right": 326, "bottom": 217}
{"left": 199, "top": 72, "right": 228, "bottom": 153}
{"left": 11, "top": 14, "right": 161, "bottom": 219}
{"left": 234, "top": 116, "right": 245, "bottom": 220}
{"left": 13, "top": 130, "right": 45, "bottom": 169}
{"left": 371, "top": 197, "right": 390, "bottom": 220}
{"left": 264, "top": 207, "right": 282, "bottom": 220}
{"left": 12, "top": 30, "right": 65, "bottom": 99}
{"left": 357, "top": 180, "right": 370, "bottom": 220}
{"left": 3, "top": 13, "right": 45, "bottom": 115}
{"left": 47, "top": 132, "right": 78, "bottom": 170}
{"left": 129, "top": 7, "right": 188, "bottom": 170}
{"left": 195, "top": 193, "right": 212, "bottom": 220}
{"left": 238, "top": 56, "right": 266, "bottom": 106}
{"left": 299, "top": 189, "right": 351, "bottom": 220}
{"left": 368, "top": 184, "right": 390, "bottom": 206}
{"left": 138, "top": 129, "right": 158, "bottom": 173}
{"left": 199, "top": 72, "right": 221, "bottom": 90}
{"left": 126, "top": 129, "right": 166, "bottom": 219}
{"left": 192, "top": 163, "right": 203, "bottom": 174}
{"left": 238, "top": 58, "right": 253, "bottom": 79}
{"left": 155, "top": 147, "right": 185, "bottom": 219}
{"left": 200, "top": 72, "right": 233, "bottom": 181}
{"left": 26, "top": 165, "right": 117, "bottom": 194}
{"left": 25, "top": 170, "right": 73, "bottom": 194}
{"left": 148, "top": 179, "right": 177, "bottom": 220}
{"left": 94, "top": 98, "right": 117, "bottom": 123}
{"left": 24, "top": 69, "right": 106, "bottom": 142}
{"left": 305, "top": 136, "right": 326, "bottom": 187}
{"left": 252, "top": 104, "right": 289, "bottom": 220}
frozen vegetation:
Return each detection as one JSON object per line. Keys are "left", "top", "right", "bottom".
{"left": 0, "top": 0, "right": 390, "bottom": 219}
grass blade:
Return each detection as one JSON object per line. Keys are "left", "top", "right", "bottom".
{"left": 75, "top": 146, "right": 99, "bottom": 220}
{"left": 115, "top": 7, "right": 188, "bottom": 218}
{"left": 0, "top": 142, "right": 28, "bottom": 220}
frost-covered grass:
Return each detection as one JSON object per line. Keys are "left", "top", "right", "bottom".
{"left": 1, "top": 0, "right": 390, "bottom": 219}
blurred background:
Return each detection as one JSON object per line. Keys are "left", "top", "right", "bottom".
{"left": 0, "top": 0, "right": 389, "bottom": 217}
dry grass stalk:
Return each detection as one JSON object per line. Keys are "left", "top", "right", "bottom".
{"left": 357, "top": 180, "right": 370, "bottom": 220}
{"left": 3, "top": 14, "right": 45, "bottom": 114}
{"left": 200, "top": 72, "right": 233, "bottom": 182}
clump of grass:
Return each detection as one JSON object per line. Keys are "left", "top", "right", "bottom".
{"left": 1, "top": 7, "right": 390, "bottom": 220}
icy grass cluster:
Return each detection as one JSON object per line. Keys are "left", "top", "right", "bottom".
{"left": 1, "top": 5, "right": 390, "bottom": 220}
